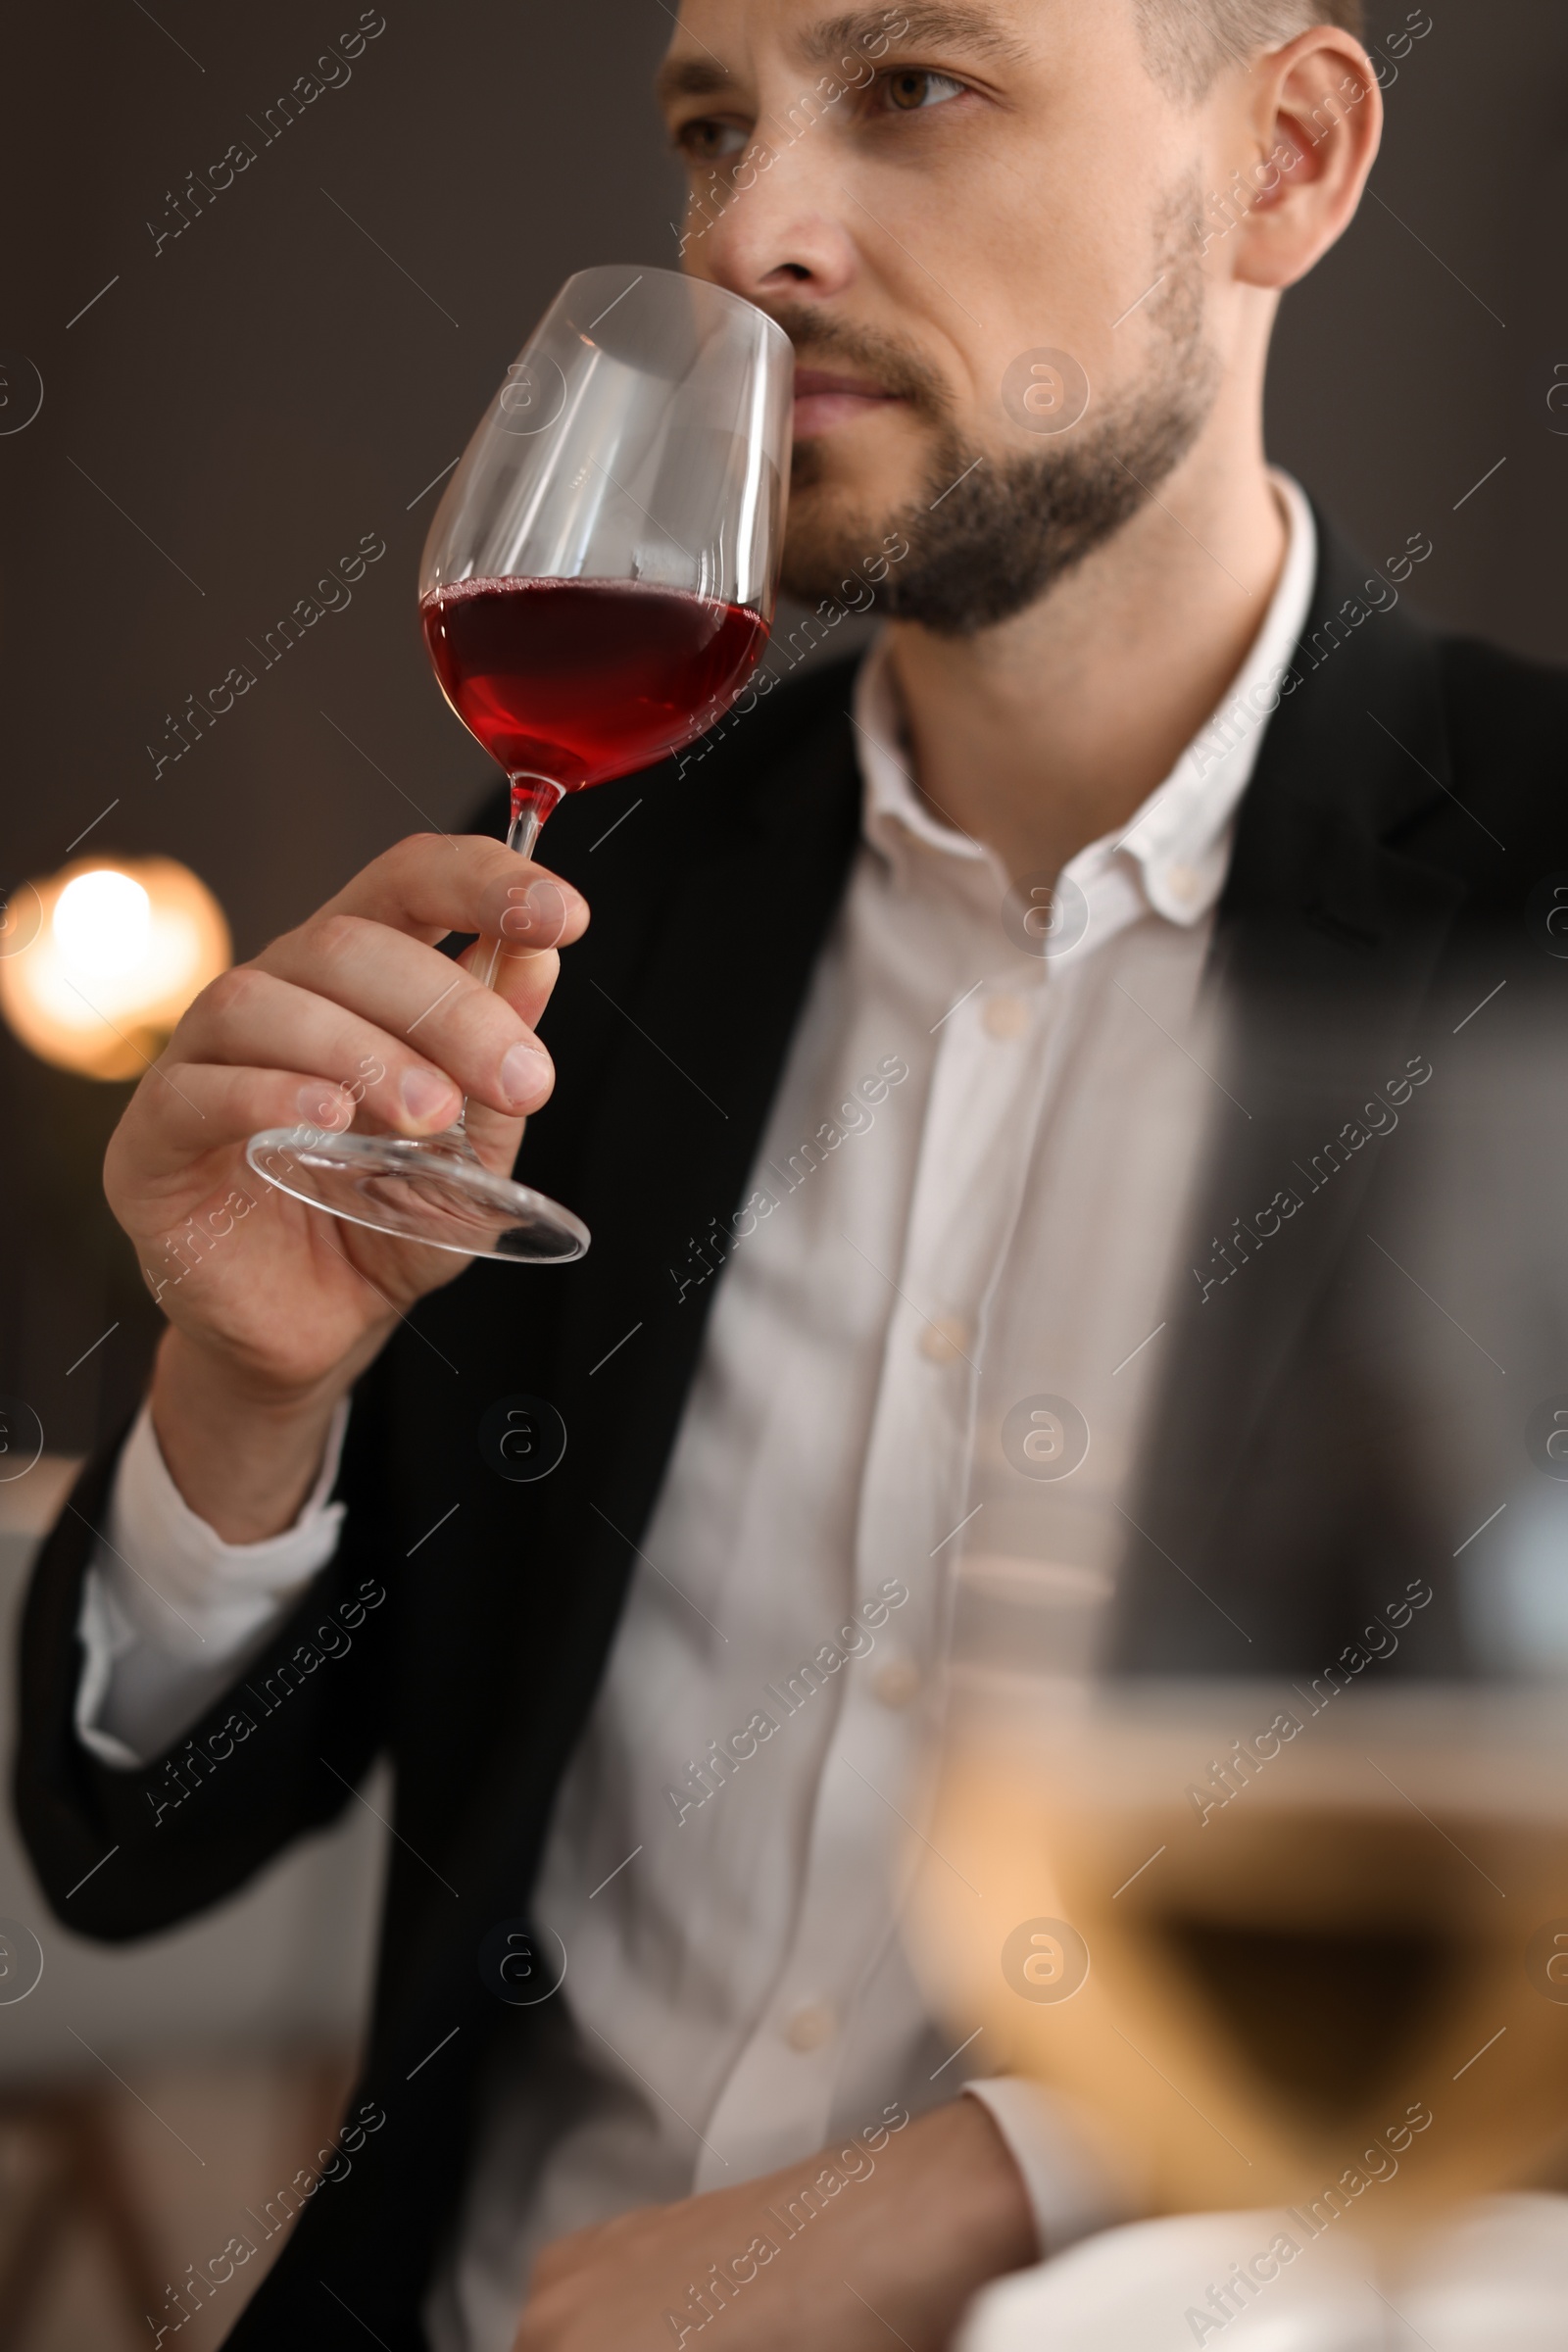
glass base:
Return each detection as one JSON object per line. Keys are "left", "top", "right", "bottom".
{"left": 246, "top": 1127, "right": 590, "bottom": 1264}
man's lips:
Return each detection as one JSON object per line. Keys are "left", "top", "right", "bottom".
{"left": 792, "top": 367, "right": 903, "bottom": 437}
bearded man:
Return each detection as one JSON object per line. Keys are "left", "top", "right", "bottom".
{"left": 20, "top": 3, "right": 1563, "bottom": 2346}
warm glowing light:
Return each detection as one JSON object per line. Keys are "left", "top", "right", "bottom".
{"left": 0, "top": 857, "right": 230, "bottom": 1080}
{"left": 52, "top": 869, "right": 153, "bottom": 979}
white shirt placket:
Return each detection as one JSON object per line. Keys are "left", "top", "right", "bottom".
{"left": 694, "top": 949, "right": 1065, "bottom": 2183}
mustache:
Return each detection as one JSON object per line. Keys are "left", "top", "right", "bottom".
{"left": 764, "top": 300, "right": 953, "bottom": 421}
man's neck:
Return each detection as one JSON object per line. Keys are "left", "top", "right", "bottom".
{"left": 883, "top": 443, "right": 1290, "bottom": 883}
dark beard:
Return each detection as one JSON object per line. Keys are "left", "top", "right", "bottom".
{"left": 776, "top": 189, "right": 1219, "bottom": 638}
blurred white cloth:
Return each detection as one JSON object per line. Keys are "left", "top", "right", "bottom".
{"left": 957, "top": 2196, "right": 1568, "bottom": 2351}
{"left": 1399, "top": 2197, "right": 1568, "bottom": 2348}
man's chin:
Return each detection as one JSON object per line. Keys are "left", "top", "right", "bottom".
{"left": 779, "top": 470, "right": 904, "bottom": 611}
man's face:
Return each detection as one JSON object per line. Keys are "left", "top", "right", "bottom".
{"left": 658, "top": 1, "right": 1235, "bottom": 632}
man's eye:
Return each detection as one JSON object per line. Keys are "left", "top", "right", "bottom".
{"left": 881, "top": 68, "right": 966, "bottom": 113}
{"left": 679, "top": 118, "right": 750, "bottom": 163}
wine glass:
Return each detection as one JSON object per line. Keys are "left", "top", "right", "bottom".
{"left": 247, "top": 265, "right": 792, "bottom": 1261}
{"left": 913, "top": 1673, "right": 1568, "bottom": 2234}
{"left": 906, "top": 1036, "right": 1568, "bottom": 2309}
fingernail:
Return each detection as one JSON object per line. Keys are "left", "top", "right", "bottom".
{"left": 501, "top": 878, "right": 568, "bottom": 946}
{"left": 500, "top": 1040, "right": 552, "bottom": 1107}
{"left": 400, "top": 1067, "right": 456, "bottom": 1125}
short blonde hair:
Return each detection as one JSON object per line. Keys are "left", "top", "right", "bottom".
{"left": 1136, "top": 1, "right": 1367, "bottom": 100}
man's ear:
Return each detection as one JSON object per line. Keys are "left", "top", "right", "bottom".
{"left": 1228, "top": 27, "right": 1384, "bottom": 291}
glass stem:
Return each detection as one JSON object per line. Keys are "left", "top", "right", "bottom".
{"left": 448, "top": 774, "right": 564, "bottom": 1152}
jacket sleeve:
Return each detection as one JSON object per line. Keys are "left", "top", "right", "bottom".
{"left": 12, "top": 1415, "right": 393, "bottom": 1943}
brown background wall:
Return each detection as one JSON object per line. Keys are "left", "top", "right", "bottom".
{"left": 2, "top": 0, "right": 1565, "bottom": 1456}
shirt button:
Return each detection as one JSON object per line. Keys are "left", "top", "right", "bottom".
{"left": 1165, "top": 860, "right": 1202, "bottom": 905}
{"left": 918, "top": 1316, "right": 970, "bottom": 1364}
{"left": 785, "top": 2004, "right": 836, "bottom": 2052}
{"left": 982, "top": 993, "right": 1028, "bottom": 1041}
{"left": 873, "top": 1657, "right": 921, "bottom": 1710}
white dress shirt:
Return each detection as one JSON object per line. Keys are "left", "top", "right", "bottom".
{"left": 76, "top": 476, "right": 1318, "bottom": 2351}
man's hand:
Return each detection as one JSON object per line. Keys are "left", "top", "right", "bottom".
{"left": 513, "top": 2098, "right": 1036, "bottom": 2352}
{"left": 105, "top": 833, "right": 587, "bottom": 1539}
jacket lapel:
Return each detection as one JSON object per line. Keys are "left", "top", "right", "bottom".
{"left": 550, "top": 674, "right": 866, "bottom": 1528}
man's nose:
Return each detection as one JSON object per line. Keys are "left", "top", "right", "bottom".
{"left": 689, "top": 126, "right": 861, "bottom": 309}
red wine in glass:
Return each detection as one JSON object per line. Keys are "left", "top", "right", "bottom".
{"left": 420, "top": 575, "right": 769, "bottom": 816}
{"left": 245, "top": 265, "right": 792, "bottom": 1264}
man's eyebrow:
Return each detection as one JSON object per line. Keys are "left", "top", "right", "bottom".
{"left": 655, "top": 3, "right": 1033, "bottom": 109}
{"left": 801, "top": 5, "right": 1034, "bottom": 69}
{"left": 655, "top": 53, "right": 740, "bottom": 108}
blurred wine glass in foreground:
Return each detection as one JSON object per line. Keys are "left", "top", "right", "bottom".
{"left": 914, "top": 1672, "right": 1568, "bottom": 2231}
{"left": 908, "top": 994, "right": 1568, "bottom": 2333}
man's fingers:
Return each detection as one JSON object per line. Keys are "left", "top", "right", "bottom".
{"left": 459, "top": 937, "right": 564, "bottom": 1034}
{"left": 320, "top": 833, "right": 589, "bottom": 952}
{"left": 117, "top": 1061, "right": 367, "bottom": 1178}
{"left": 253, "top": 922, "right": 556, "bottom": 1116}
{"left": 118, "top": 831, "right": 584, "bottom": 1220}
{"left": 116, "top": 1054, "right": 530, "bottom": 1231}
{"left": 172, "top": 967, "right": 465, "bottom": 1135}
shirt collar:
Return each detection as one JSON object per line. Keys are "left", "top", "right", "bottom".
{"left": 851, "top": 470, "right": 1318, "bottom": 930}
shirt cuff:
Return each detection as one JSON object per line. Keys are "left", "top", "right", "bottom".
{"left": 74, "top": 1396, "right": 350, "bottom": 1767}
{"left": 961, "top": 2077, "right": 1124, "bottom": 2260}
{"left": 103, "top": 1396, "right": 350, "bottom": 1656}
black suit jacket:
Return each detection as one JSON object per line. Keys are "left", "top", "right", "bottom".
{"left": 14, "top": 516, "right": 1568, "bottom": 2344}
